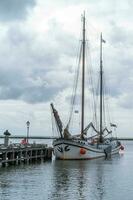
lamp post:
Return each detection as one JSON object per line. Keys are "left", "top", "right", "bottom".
{"left": 26, "top": 121, "right": 30, "bottom": 144}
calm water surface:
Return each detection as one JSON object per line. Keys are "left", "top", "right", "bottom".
{"left": 0, "top": 141, "right": 132, "bottom": 200}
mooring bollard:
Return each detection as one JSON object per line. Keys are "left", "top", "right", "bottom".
{"left": 3, "top": 130, "right": 11, "bottom": 147}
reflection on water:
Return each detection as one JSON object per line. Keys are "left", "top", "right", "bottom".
{"left": 50, "top": 160, "right": 88, "bottom": 200}
{"left": 0, "top": 143, "right": 133, "bottom": 200}
{"left": 50, "top": 154, "right": 122, "bottom": 200}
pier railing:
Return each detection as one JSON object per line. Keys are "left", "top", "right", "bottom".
{"left": 0, "top": 135, "right": 58, "bottom": 139}
{"left": 0, "top": 135, "right": 132, "bottom": 140}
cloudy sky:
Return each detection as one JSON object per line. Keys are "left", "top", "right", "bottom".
{"left": 0, "top": 0, "right": 132, "bottom": 137}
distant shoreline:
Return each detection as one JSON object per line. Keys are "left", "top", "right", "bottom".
{"left": 0, "top": 136, "right": 133, "bottom": 141}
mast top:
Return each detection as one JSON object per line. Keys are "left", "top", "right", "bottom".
{"left": 81, "top": 11, "right": 85, "bottom": 20}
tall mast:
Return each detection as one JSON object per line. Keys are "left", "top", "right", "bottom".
{"left": 81, "top": 11, "right": 86, "bottom": 139}
{"left": 100, "top": 33, "right": 103, "bottom": 142}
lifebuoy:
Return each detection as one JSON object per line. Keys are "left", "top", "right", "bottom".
{"left": 80, "top": 148, "right": 86, "bottom": 155}
{"left": 120, "top": 145, "right": 124, "bottom": 150}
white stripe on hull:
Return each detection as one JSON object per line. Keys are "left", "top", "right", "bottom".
{"left": 53, "top": 139, "right": 120, "bottom": 160}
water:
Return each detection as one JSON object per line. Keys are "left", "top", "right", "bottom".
{"left": 0, "top": 141, "right": 132, "bottom": 200}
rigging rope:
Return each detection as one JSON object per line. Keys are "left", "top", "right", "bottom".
{"left": 86, "top": 41, "right": 98, "bottom": 128}
{"left": 103, "top": 76, "right": 106, "bottom": 127}
{"left": 67, "top": 42, "right": 82, "bottom": 129}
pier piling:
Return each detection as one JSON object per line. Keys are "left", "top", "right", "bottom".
{"left": 0, "top": 144, "right": 53, "bottom": 167}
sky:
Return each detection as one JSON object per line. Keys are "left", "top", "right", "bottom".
{"left": 0, "top": 0, "right": 132, "bottom": 138}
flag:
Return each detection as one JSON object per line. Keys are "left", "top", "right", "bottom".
{"left": 102, "top": 39, "right": 106, "bottom": 43}
{"left": 74, "top": 110, "right": 79, "bottom": 114}
{"left": 110, "top": 123, "right": 117, "bottom": 128}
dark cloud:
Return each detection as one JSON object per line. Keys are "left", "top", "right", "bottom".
{"left": 0, "top": 20, "right": 76, "bottom": 103}
{"left": 0, "top": 5, "right": 132, "bottom": 110}
{"left": 0, "top": 67, "right": 63, "bottom": 103}
{"left": 0, "top": 0, "right": 36, "bottom": 21}
{"left": 21, "top": 86, "right": 60, "bottom": 103}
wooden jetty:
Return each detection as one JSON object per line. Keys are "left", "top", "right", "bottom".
{"left": 0, "top": 130, "right": 53, "bottom": 167}
{"left": 0, "top": 144, "right": 53, "bottom": 167}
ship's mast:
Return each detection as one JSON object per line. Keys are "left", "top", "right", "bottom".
{"left": 81, "top": 12, "right": 86, "bottom": 139}
{"left": 99, "top": 33, "right": 103, "bottom": 142}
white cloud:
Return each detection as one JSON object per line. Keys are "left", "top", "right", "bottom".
{"left": 0, "top": 0, "right": 132, "bottom": 137}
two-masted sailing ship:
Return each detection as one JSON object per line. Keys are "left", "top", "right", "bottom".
{"left": 51, "top": 13, "right": 123, "bottom": 160}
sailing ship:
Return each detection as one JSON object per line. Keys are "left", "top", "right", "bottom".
{"left": 51, "top": 13, "right": 123, "bottom": 160}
